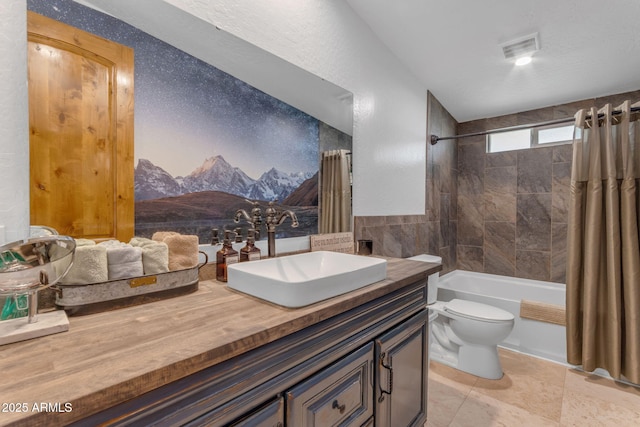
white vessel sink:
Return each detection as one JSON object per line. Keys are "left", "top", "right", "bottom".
{"left": 227, "top": 251, "right": 387, "bottom": 308}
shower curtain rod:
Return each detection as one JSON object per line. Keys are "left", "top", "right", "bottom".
{"left": 430, "top": 105, "right": 640, "bottom": 145}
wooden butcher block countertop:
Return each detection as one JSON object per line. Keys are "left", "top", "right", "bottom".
{"left": 0, "top": 257, "right": 440, "bottom": 427}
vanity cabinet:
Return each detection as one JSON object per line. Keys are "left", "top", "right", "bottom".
{"left": 375, "top": 311, "right": 429, "bottom": 427}
{"left": 226, "top": 397, "right": 284, "bottom": 427}
{"left": 286, "top": 342, "right": 374, "bottom": 426}
{"left": 74, "top": 279, "right": 429, "bottom": 427}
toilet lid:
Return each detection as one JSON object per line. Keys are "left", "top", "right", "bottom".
{"left": 444, "top": 299, "right": 514, "bottom": 322}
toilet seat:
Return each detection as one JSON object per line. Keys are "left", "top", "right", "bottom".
{"left": 444, "top": 299, "right": 514, "bottom": 323}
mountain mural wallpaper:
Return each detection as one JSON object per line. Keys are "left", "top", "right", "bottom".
{"left": 29, "top": 0, "right": 323, "bottom": 243}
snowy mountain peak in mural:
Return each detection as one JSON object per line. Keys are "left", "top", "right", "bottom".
{"left": 182, "top": 155, "right": 254, "bottom": 197}
{"left": 134, "top": 157, "right": 314, "bottom": 202}
{"left": 248, "top": 167, "right": 313, "bottom": 201}
{"left": 134, "top": 158, "right": 183, "bottom": 201}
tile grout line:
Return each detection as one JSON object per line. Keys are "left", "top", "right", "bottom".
{"left": 558, "top": 367, "right": 569, "bottom": 426}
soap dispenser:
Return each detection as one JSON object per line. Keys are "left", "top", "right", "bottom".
{"left": 216, "top": 230, "right": 239, "bottom": 282}
{"left": 240, "top": 229, "right": 261, "bottom": 262}
{"left": 211, "top": 228, "right": 220, "bottom": 246}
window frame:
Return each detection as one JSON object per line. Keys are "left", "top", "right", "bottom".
{"left": 486, "top": 122, "right": 574, "bottom": 153}
{"left": 531, "top": 123, "right": 574, "bottom": 148}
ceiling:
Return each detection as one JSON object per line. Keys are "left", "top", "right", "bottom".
{"left": 347, "top": 0, "right": 640, "bottom": 123}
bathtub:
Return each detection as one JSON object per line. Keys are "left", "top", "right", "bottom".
{"left": 436, "top": 270, "right": 567, "bottom": 364}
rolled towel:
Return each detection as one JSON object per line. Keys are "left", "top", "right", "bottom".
{"left": 75, "top": 238, "right": 97, "bottom": 247}
{"left": 163, "top": 234, "right": 199, "bottom": 271}
{"left": 60, "top": 245, "right": 108, "bottom": 285}
{"left": 100, "top": 244, "right": 144, "bottom": 280}
{"left": 152, "top": 231, "right": 179, "bottom": 243}
{"left": 98, "top": 239, "right": 126, "bottom": 248}
{"left": 129, "top": 237, "right": 169, "bottom": 275}
{"left": 130, "top": 236, "right": 154, "bottom": 247}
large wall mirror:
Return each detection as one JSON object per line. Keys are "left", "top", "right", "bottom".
{"left": 27, "top": 0, "right": 353, "bottom": 243}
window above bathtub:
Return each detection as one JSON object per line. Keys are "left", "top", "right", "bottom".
{"left": 486, "top": 123, "right": 574, "bottom": 153}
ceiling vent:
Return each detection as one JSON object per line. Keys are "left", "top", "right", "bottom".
{"left": 501, "top": 33, "right": 540, "bottom": 59}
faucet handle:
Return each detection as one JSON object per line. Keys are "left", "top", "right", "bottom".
{"left": 250, "top": 204, "right": 263, "bottom": 224}
{"left": 245, "top": 199, "right": 262, "bottom": 210}
{"left": 265, "top": 200, "right": 278, "bottom": 218}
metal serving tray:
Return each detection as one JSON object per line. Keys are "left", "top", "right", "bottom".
{"left": 55, "top": 266, "right": 200, "bottom": 316}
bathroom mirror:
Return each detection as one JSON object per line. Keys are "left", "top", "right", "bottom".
{"left": 72, "top": 0, "right": 353, "bottom": 136}
{"left": 29, "top": 0, "right": 353, "bottom": 240}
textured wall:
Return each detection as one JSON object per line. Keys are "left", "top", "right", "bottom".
{"left": 456, "top": 89, "right": 640, "bottom": 283}
{"left": 163, "top": 0, "right": 428, "bottom": 217}
{"left": 0, "top": 0, "right": 29, "bottom": 243}
{"left": 354, "top": 92, "right": 458, "bottom": 274}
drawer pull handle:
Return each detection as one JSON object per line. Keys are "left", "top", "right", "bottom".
{"left": 332, "top": 399, "right": 346, "bottom": 414}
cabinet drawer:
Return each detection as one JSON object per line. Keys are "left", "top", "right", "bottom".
{"left": 228, "top": 396, "right": 284, "bottom": 427}
{"left": 286, "top": 342, "right": 374, "bottom": 426}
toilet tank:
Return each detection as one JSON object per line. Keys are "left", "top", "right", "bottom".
{"left": 407, "top": 254, "right": 442, "bottom": 305}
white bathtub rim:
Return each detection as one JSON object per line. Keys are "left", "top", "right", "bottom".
{"left": 441, "top": 269, "right": 566, "bottom": 291}
{"left": 439, "top": 269, "right": 566, "bottom": 305}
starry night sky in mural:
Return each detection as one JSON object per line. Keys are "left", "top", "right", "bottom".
{"left": 27, "top": 0, "right": 319, "bottom": 179}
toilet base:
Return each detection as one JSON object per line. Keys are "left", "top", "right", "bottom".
{"left": 430, "top": 325, "right": 505, "bottom": 380}
{"left": 430, "top": 339, "right": 458, "bottom": 367}
{"left": 457, "top": 343, "right": 503, "bottom": 380}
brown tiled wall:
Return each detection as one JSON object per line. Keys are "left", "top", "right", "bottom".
{"left": 354, "top": 92, "right": 458, "bottom": 274}
{"left": 457, "top": 89, "right": 640, "bottom": 283}
{"left": 457, "top": 138, "right": 571, "bottom": 282}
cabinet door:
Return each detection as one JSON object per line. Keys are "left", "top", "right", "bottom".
{"left": 228, "top": 397, "right": 284, "bottom": 427}
{"left": 375, "top": 310, "right": 428, "bottom": 427}
{"left": 360, "top": 416, "right": 374, "bottom": 427}
{"left": 286, "top": 342, "right": 374, "bottom": 426}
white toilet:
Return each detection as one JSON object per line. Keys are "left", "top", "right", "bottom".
{"left": 408, "top": 254, "right": 514, "bottom": 380}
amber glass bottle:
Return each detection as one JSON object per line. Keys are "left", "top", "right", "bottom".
{"left": 240, "top": 229, "right": 261, "bottom": 262}
{"left": 216, "top": 230, "right": 239, "bottom": 282}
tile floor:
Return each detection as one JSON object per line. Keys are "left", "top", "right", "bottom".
{"left": 427, "top": 348, "right": 640, "bottom": 426}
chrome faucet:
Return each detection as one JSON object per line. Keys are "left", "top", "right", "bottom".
{"left": 264, "top": 201, "right": 299, "bottom": 258}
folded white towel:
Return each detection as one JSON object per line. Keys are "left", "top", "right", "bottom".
{"left": 142, "top": 243, "right": 169, "bottom": 275}
{"left": 75, "top": 238, "right": 97, "bottom": 247}
{"left": 129, "top": 237, "right": 169, "bottom": 275}
{"left": 98, "top": 239, "right": 127, "bottom": 249}
{"left": 60, "top": 245, "right": 108, "bottom": 285}
{"left": 130, "top": 237, "right": 155, "bottom": 247}
{"left": 102, "top": 245, "right": 143, "bottom": 280}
